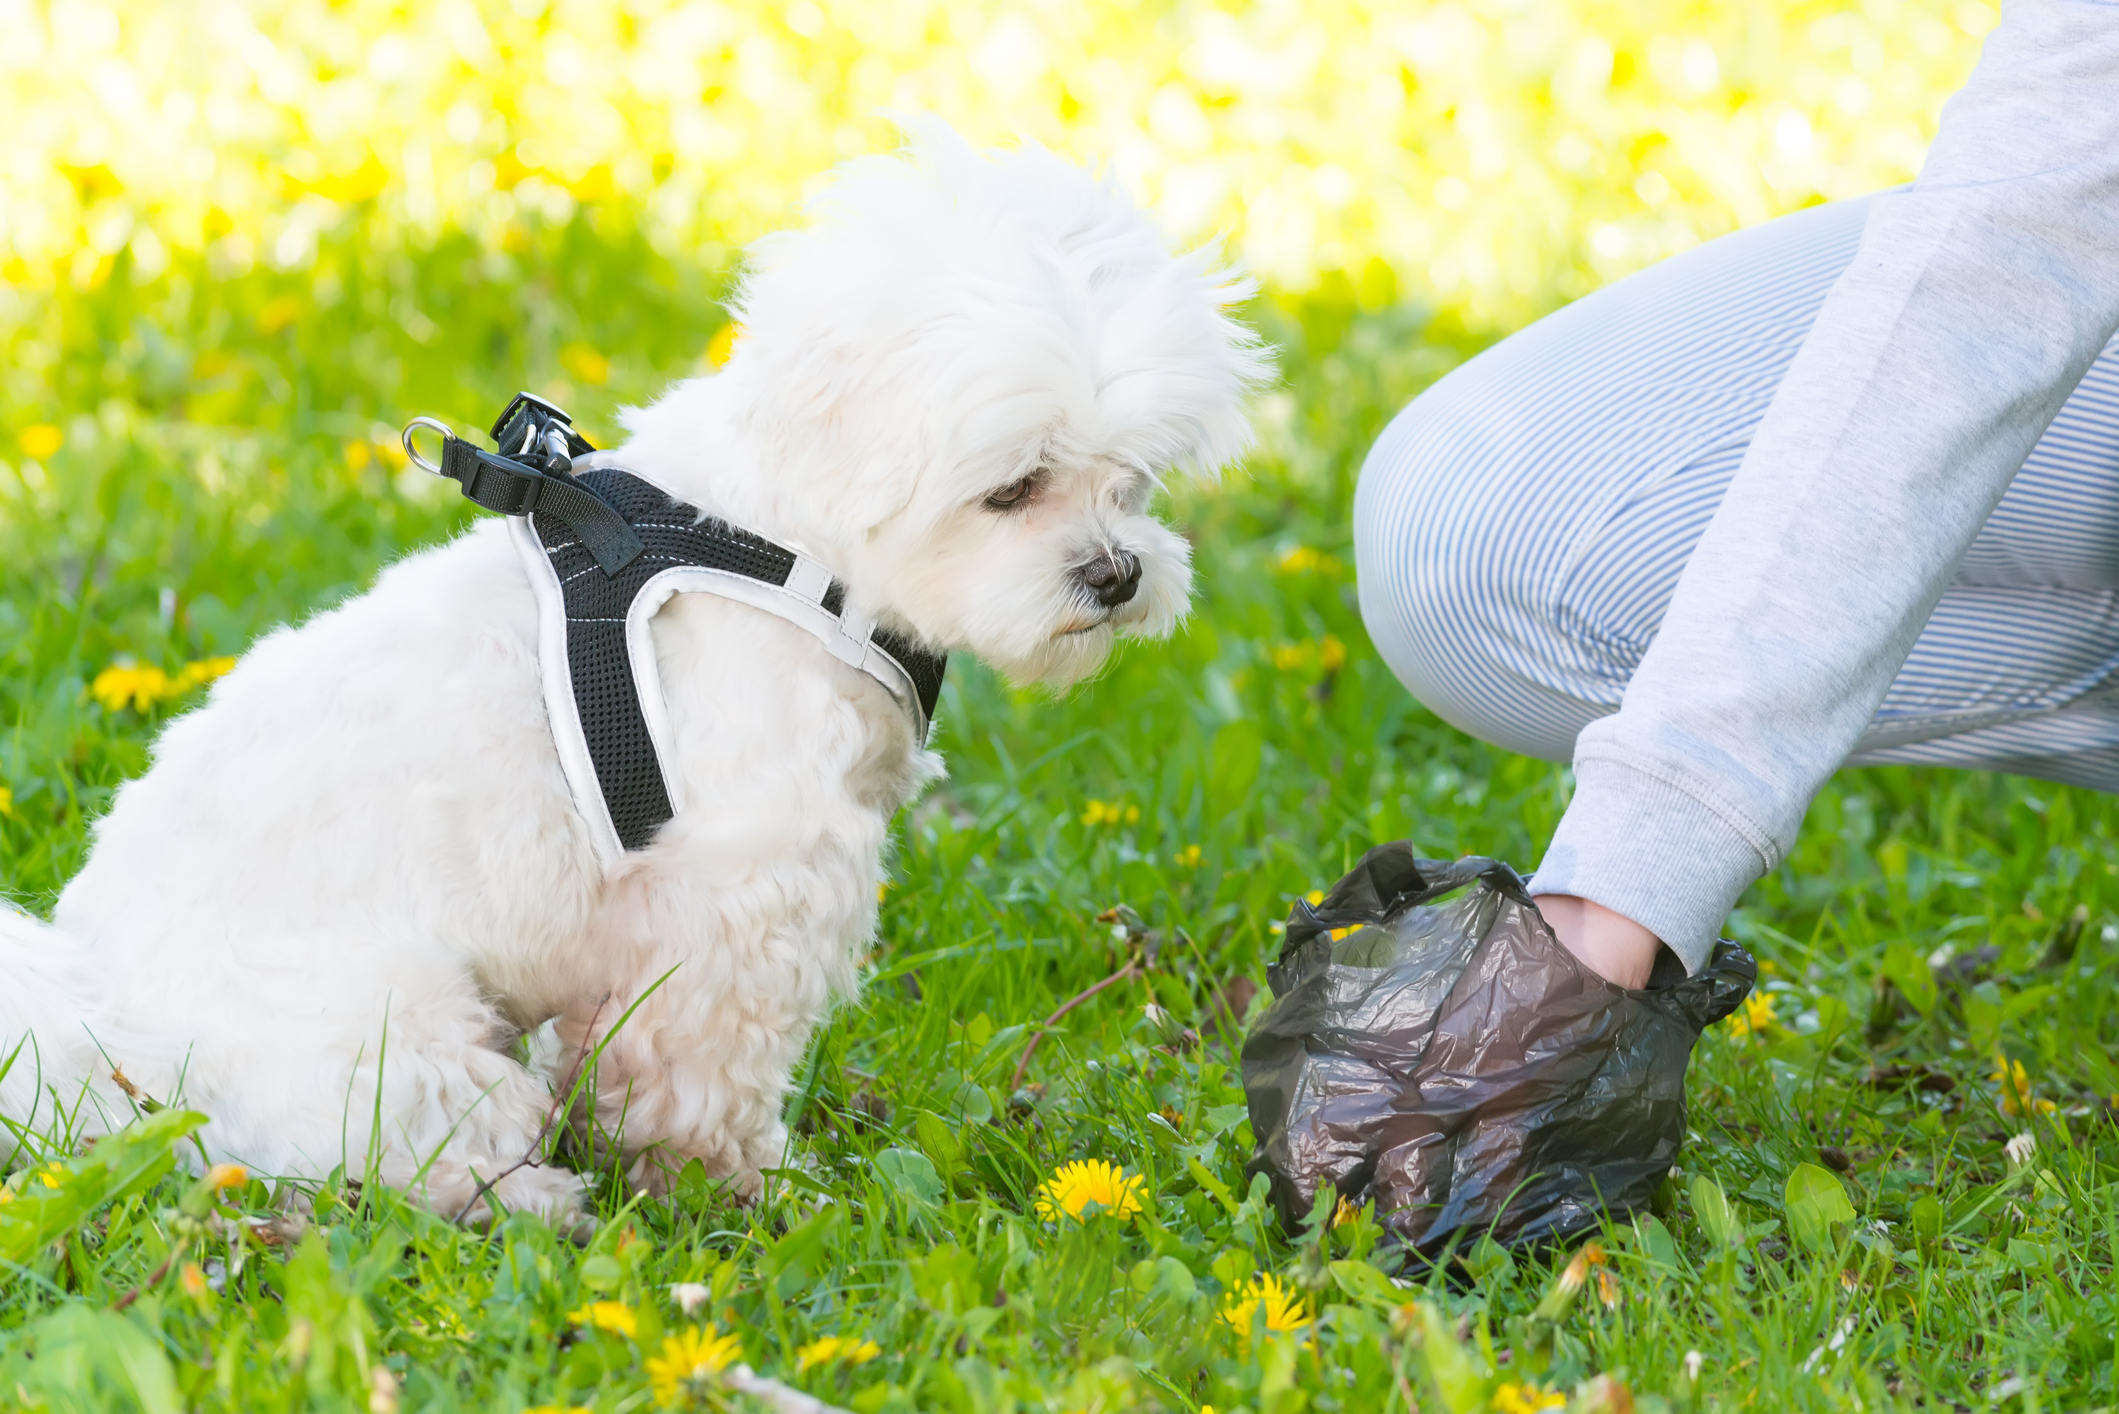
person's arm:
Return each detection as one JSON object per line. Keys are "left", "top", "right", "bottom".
{"left": 1534, "top": 0, "right": 2119, "bottom": 983}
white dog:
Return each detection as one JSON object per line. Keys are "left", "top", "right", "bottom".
{"left": 0, "top": 123, "right": 1267, "bottom": 1223}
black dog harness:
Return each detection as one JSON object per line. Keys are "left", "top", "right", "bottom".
{"left": 404, "top": 394, "right": 946, "bottom": 864}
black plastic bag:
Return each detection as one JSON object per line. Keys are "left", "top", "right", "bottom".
{"left": 1242, "top": 843, "right": 1755, "bottom": 1255}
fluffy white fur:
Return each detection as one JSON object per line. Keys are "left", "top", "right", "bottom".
{"left": 0, "top": 124, "right": 1267, "bottom": 1223}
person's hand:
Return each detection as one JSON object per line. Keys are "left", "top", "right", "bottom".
{"left": 1535, "top": 893, "right": 1661, "bottom": 989}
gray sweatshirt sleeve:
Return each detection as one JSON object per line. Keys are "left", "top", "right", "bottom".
{"left": 1530, "top": 0, "right": 2119, "bottom": 969}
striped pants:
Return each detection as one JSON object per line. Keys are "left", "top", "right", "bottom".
{"left": 1355, "top": 193, "right": 2119, "bottom": 792}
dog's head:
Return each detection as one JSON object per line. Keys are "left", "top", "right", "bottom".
{"left": 677, "top": 120, "right": 1271, "bottom": 687}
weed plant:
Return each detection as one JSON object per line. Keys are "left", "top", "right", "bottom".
{"left": 4, "top": 210, "right": 2119, "bottom": 1412}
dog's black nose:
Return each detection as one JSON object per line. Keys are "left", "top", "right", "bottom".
{"left": 1078, "top": 550, "right": 1142, "bottom": 608}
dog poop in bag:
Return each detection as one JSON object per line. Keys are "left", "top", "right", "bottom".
{"left": 1242, "top": 843, "right": 1755, "bottom": 1256}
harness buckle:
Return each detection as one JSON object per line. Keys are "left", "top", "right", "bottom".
{"left": 491, "top": 391, "right": 595, "bottom": 471}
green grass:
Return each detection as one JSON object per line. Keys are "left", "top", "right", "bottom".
{"left": 6, "top": 208, "right": 2119, "bottom": 1413}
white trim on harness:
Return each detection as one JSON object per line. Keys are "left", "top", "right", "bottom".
{"left": 508, "top": 505, "right": 936, "bottom": 872}
{"left": 508, "top": 513, "right": 621, "bottom": 864}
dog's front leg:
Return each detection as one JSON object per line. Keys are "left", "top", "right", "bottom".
{"left": 553, "top": 904, "right": 856, "bottom": 1201}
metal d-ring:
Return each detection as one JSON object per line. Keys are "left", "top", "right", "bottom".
{"left": 401, "top": 417, "right": 454, "bottom": 475}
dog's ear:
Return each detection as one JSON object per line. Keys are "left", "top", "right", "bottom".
{"left": 724, "top": 333, "right": 923, "bottom": 537}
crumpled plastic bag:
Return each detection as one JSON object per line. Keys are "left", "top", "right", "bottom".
{"left": 1242, "top": 843, "right": 1755, "bottom": 1255}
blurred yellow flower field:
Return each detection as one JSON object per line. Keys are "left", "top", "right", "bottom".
{"left": 4, "top": 0, "right": 1989, "bottom": 327}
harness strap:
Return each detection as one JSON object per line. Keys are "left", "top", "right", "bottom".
{"left": 524, "top": 466, "right": 946, "bottom": 853}
{"left": 438, "top": 437, "right": 645, "bottom": 575}
{"left": 403, "top": 396, "right": 948, "bottom": 866}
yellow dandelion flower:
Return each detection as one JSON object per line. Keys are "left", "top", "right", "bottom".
{"left": 1993, "top": 1057, "right": 2056, "bottom": 1118}
{"left": 1332, "top": 1196, "right": 1363, "bottom": 1228}
{"left": 173, "top": 657, "right": 237, "bottom": 693}
{"left": 1218, "top": 1272, "right": 1308, "bottom": 1341}
{"left": 179, "top": 1263, "right": 210, "bottom": 1299}
{"left": 1271, "top": 642, "right": 1309, "bottom": 672}
{"left": 91, "top": 657, "right": 232, "bottom": 714}
{"left": 0, "top": 785, "right": 12, "bottom": 817}
{"left": 1305, "top": 889, "right": 1326, "bottom": 906}
{"left": 1556, "top": 1241, "right": 1608, "bottom": 1297}
{"left": 1175, "top": 844, "right": 1203, "bottom": 867}
{"left": 560, "top": 343, "right": 611, "bottom": 386}
{"left": 92, "top": 663, "right": 172, "bottom": 712}
{"left": 795, "top": 1335, "right": 881, "bottom": 1372}
{"left": 646, "top": 1325, "right": 744, "bottom": 1407}
{"left": 18, "top": 424, "right": 62, "bottom": 461}
{"left": 1276, "top": 546, "right": 1343, "bottom": 576}
{"left": 1726, "top": 991, "right": 1775, "bottom": 1038}
{"left": 566, "top": 1301, "right": 638, "bottom": 1338}
{"left": 1490, "top": 1382, "right": 1566, "bottom": 1414}
{"left": 705, "top": 322, "right": 743, "bottom": 369}
{"left": 37, "top": 1161, "right": 65, "bottom": 1189}
{"left": 1035, "top": 1159, "right": 1146, "bottom": 1222}
{"left": 257, "top": 295, "right": 303, "bottom": 336}
{"left": 1328, "top": 923, "right": 1365, "bottom": 941}
{"left": 1319, "top": 635, "right": 1347, "bottom": 673}
{"left": 205, "top": 1163, "right": 248, "bottom": 1190}
{"left": 343, "top": 439, "right": 373, "bottom": 471}
{"left": 0, "top": 1186, "right": 12, "bottom": 1205}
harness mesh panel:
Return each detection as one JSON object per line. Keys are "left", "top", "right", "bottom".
{"left": 535, "top": 466, "right": 944, "bottom": 851}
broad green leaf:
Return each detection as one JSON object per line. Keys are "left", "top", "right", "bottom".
{"left": 1210, "top": 1247, "right": 1255, "bottom": 1293}
{"left": 914, "top": 1111, "right": 963, "bottom": 1174}
{"left": 873, "top": 1147, "right": 943, "bottom": 1205}
{"left": 0, "top": 1108, "right": 208, "bottom": 1264}
{"left": 1327, "top": 1258, "right": 1406, "bottom": 1307}
{"left": 764, "top": 1202, "right": 844, "bottom": 1298}
{"left": 10, "top": 1306, "right": 180, "bottom": 1414}
{"left": 1688, "top": 1173, "right": 1739, "bottom": 1247}
{"left": 2006, "top": 1238, "right": 2051, "bottom": 1271}
{"left": 1784, "top": 1162, "right": 1856, "bottom": 1252}
{"left": 1462, "top": 1233, "right": 1515, "bottom": 1282}
{"left": 1149, "top": 1255, "right": 1197, "bottom": 1304}
{"left": 1632, "top": 1213, "right": 1680, "bottom": 1268}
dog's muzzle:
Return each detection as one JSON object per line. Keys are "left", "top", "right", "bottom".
{"left": 1075, "top": 550, "right": 1142, "bottom": 608}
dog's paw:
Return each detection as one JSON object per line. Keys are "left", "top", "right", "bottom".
{"left": 411, "top": 1158, "right": 590, "bottom": 1233}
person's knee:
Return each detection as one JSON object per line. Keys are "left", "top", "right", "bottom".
{"left": 1355, "top": 403, "right": 1600, "bottom": 763}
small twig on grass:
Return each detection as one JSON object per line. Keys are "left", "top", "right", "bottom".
{"left": 112, "top": 1255, "right": 174, "bottom": 1312}
{"left": 451, "top": 993, "right": 615, "bottom": 1227}
{"left": 1009, "top": 961, "right": 1142, "bottom": 1094}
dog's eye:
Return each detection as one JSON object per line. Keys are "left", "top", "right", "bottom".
{"left": 983, "top": 472, "right": 1043, "bottom": 511}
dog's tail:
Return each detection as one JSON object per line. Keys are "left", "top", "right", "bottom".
{"left": 0, "top": 903, "right": 117, "bottom": 1144}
